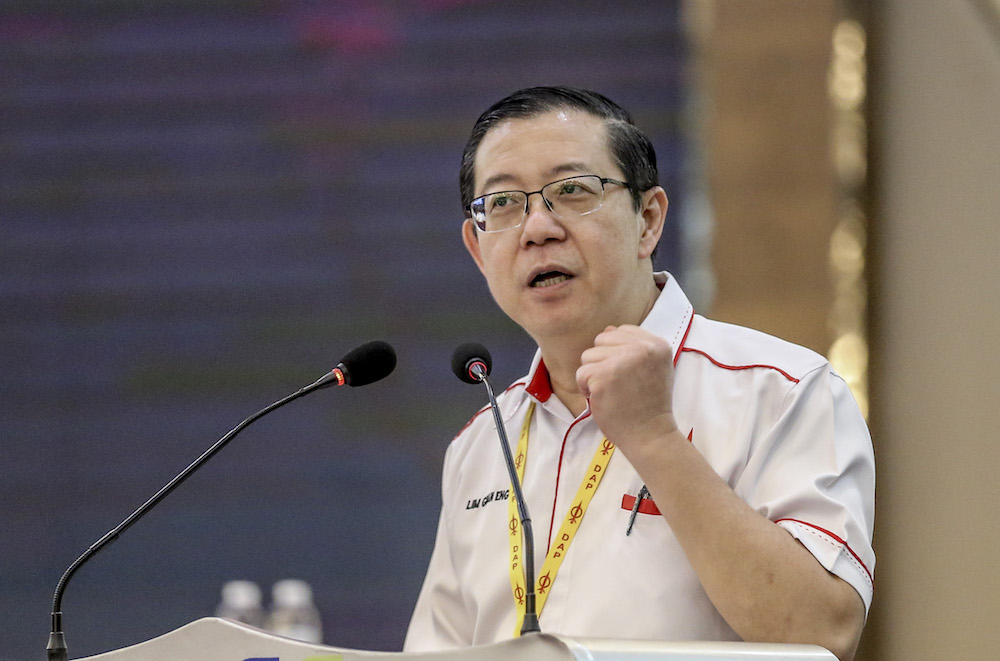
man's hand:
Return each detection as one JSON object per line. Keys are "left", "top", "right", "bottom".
{"left": 575, "top": 325, "right": 681, "bottom": 455}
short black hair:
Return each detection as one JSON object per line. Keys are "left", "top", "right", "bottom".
{"left": 459, "top": 86, "right": 660, "bottom": 215}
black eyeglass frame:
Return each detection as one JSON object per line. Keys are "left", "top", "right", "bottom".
{"left": 469, "top": 175, "right": 632, "bottom": 233}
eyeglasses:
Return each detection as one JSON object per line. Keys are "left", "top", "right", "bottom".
{"left": 469, "top": 174, "right": 632, "bottom": 233}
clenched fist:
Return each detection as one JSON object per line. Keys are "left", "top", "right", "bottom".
{"left": 576, "top": 325, "right": 681, "bottom": 458}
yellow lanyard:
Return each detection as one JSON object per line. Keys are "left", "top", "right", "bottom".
{"left": 508, "top": 401, "right": 616, "bottom": 635}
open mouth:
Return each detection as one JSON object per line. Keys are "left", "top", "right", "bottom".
{"left": 530, "top": 271, "right": 572, "bottom": 288}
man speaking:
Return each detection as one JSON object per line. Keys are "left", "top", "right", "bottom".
{"left": 404, "top": 87, "right": 874, "bottom": 661}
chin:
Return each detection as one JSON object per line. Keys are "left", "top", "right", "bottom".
{"left": 523, "top": 315, "right": 594, "bottom": 344}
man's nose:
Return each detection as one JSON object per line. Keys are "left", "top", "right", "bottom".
{"left": 519, "top": 192, "right": 565, "bottom": 245}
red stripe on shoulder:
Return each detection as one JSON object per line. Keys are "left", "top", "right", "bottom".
{"left": 452, "top": 380, "right": 526, "bottom": 439}
{"left": 679, "top": 347, "right": 800, "bottom": 383}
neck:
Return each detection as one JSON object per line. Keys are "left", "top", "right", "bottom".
{"left": 535, "top": 274, "right": 662, "bottom": 418}
{"left": 539, "top": 349, "right": 590, "bottom": 417}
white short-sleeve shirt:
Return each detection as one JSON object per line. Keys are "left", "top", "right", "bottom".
{"left": 404, "top": 272, "right": 875, "bottom": 651}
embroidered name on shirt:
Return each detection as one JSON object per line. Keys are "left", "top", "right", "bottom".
{"left": 465, "top": 488, "right": 510, "bottom": 510}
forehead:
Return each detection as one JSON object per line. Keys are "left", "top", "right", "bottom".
{"left": 474, "top": 109, "right": 616, "bottom": 193}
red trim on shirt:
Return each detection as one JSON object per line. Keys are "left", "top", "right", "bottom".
{"left": 775, "top": 518, "right": 874, "bottom": 585}
{"left": 621, "top": 493, "right": 662, "bottom": 516}
{"left": 452, "top": 381, "right": 527, "bottom": 438}
{"left": 547, "top": 411, "right": 593, "bottom": 551}
{"left": 673, "top": 312, "right": 695, "bottom": 366}
{"left": 526, "top": 358, "right": 554, "bottom": 402}
{"left": 679, "top": 347, "right": 800, "bottom": 384}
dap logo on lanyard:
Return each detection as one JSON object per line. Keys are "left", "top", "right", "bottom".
{"left": 509, "top": 401, "right": 617, "bottom": 636}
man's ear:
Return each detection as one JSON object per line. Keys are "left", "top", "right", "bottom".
{"left": 638, "top": 186, "right": 668, "bottom": 260}
{"left": 462, "top": 218, "right": 487, "bottom": 274}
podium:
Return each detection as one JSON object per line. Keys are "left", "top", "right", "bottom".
{"left": 74, "top": 617, "right": 837, "bottom": 660}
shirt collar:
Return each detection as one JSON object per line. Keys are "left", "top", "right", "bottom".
{"left": 523, "top": 271, "right": 695, "bottom": 403}
{"left": 525, "top": 352, "right": 554, "bottom": 402}
{"left": 644, "top": 271, "right": 695, "bottom": 366}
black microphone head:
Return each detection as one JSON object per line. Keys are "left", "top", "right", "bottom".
{"left": 452, "top": 342, "right": 492, "bottom": 384}
{"left": 338, "top": 340, "right": 396, "bottom": 386}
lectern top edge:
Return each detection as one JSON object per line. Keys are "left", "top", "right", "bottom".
{"left": 73, "top": 617, "right": 836, "bottom": 661}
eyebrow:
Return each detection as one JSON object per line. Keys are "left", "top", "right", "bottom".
{"left": 478, "top": 162, "right": 594, "bottom": 195}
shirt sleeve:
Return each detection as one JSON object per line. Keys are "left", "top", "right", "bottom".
{"left": 403, "top": 445, "right": 471, "bottom": 651}
{"left": 735, "top": 364, "right": 876, "bottom": 615}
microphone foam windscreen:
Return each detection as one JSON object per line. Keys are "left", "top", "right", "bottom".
{"left": 451, "top": 342, "right": 492, "bottom": 384}
{"left": 340, "top": 340, "right": 396, "bottom": 386}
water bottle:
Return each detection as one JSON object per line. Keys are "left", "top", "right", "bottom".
{"left": 215, "top": 580, "right": 265, "bottom": 628}
{"left": 266, "top": 578, "right": 323, "bottom": 643}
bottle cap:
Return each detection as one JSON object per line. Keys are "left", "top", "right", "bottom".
{"left": 272, "top": 578, "right": 313, "bottom": 608}
{"left": 221, "top": 580, "right": 262, "bottom": 609}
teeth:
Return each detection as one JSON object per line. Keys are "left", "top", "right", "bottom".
{"left": 532, "top": 273, "right": 570, "bottom": 288}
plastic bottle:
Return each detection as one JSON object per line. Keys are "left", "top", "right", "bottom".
{"left": 215, "top": 580, "right": 265, "bottom": 628}
{"left": 266, "top": 578, "right": 323, "bottom": 643}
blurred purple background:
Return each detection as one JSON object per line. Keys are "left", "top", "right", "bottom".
{"left": 0, "top": 2, "right": 691, "bottom": 658}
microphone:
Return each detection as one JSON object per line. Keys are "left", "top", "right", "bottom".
{"left": 450, "top": 343, "right": 540, "bottom": 635}
{"left": 312, "top": 339, "right": 397, "bottom": 388}
{"left": 451, "top": 341, "right": 491, "bottom": 385}
{"left": 46, "top": 340, "right": 396, "bottom": 661}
